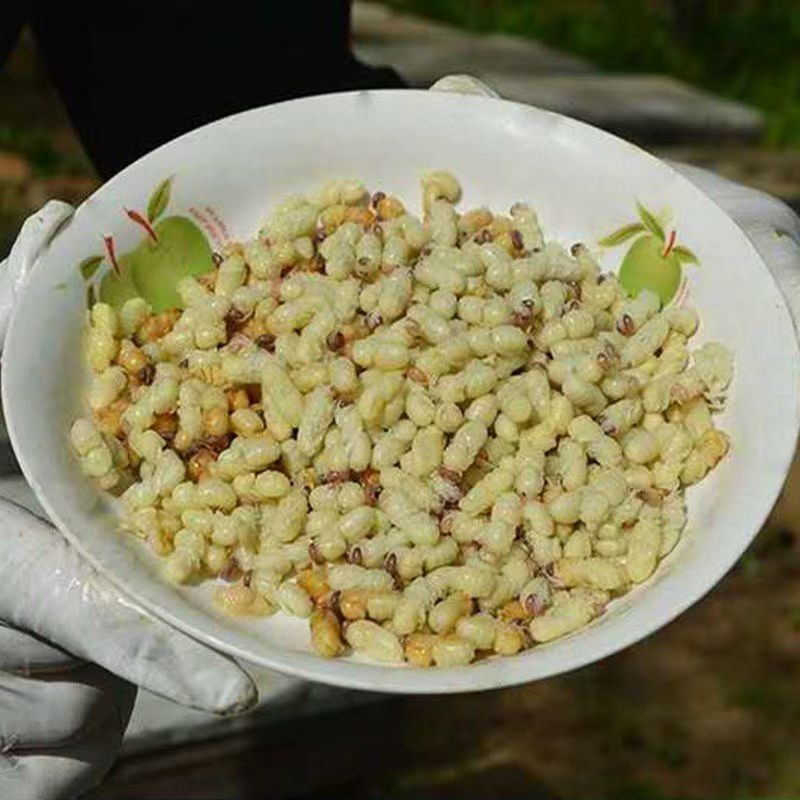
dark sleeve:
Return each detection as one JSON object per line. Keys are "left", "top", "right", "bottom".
{"left": 0, "top": 6, "right": 26, "bottom": 67}
{"left": 30, "top": 1, "right": 405, "bottom": 179}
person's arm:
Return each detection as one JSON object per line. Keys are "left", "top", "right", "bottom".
{"left": 28, "top": 1, "right": 405, "bottom": 178}
{"left": 0, "top": 485, "right": 258, "bottom": 800}
{"left": 0, "top": 207, "right": 257, "bottom": 800}
{"left": 0, "top": 5, "right": 25, "bottom": 66}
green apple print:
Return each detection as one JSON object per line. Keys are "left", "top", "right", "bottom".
{"left": 128, "top": 215, "right": 213, "bottom": 311}
{"left": 600, "top": 202, "right": 698, "bottom": 306}
{"left": 99, "top": 253, "right": 139, "bottom": 307}
{"left": 80, "top": 177, "right": 214, "bottom": 311}
{"left": 87, "top": 242, "right": 138, "bottom": 307}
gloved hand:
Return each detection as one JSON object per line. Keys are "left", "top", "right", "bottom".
{"left": 0, "top": 206, "right": 257, "bottom": 800}
{"left": 669, "top": 160, "right": 800, "bottom": 326}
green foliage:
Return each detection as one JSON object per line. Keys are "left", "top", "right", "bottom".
{"left": 598, "top": 222, "right": 645, "bottom": 247}
{"left": 671, "top": 244, "right": 698, "bottom": 265}
{"left": 147, "top": 178, "right": 172, "bottom": 224}
{"left": 0, "top": 125, "right": 92, "bottom": 176}
{"left": 78, "top": 255, "right": 103, "bottom": 280}
{"left": 387, "top": 0, "right": 800, "bottom": 146}
{"left": 636, "top": 202, "right": 665, "bottom": 242}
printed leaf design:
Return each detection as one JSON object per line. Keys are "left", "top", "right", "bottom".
{"left": 79, "top": 255, "right": 103, "bottom": 281}
{"left": 147, "top": 177, "right": 172, "bottom": 224}
{"left": 636, "top": 202, "right": 665, "bottom": 242}
{"left": 672, "top": 244, "right": 699, "bottom": 265}
{"left": 598, "top": 222, "right": 646, "bottom": 247}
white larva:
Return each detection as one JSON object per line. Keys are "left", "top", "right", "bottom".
{"left": 74, "top": 173, "right": 731, "bottom": 667}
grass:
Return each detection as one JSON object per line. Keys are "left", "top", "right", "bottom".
{"left": 385, "top": 0, "right": 800, "bottom": 146}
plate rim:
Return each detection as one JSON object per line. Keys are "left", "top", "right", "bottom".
{"left": 3, "top": 88, "right": 798, "bottom": 693}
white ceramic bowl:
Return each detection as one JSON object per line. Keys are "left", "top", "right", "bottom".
{"left": 3, "top": 89, "right": 798, "bottom": 693}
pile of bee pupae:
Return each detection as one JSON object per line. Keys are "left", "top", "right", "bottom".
{"left": 71, "top": 172, "right": 733, "bottom": 667}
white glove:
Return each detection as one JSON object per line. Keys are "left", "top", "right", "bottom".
{"left": 669, "top": 161, "right": 800, "bottom": 327}
{"left": 0, "top": 206, "right": 256, "bottom": 800}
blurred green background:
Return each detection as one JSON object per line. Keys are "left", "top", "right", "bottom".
{"left": 388, "top": 0, "right": 800, "bottom": 145}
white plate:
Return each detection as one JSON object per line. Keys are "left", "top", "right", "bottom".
{"left": 3, "top": 89, "right": 798, "bottom": 692}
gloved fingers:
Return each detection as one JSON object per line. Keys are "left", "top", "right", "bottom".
{"left": 0, "top": 499, "right": 257, "bottom": 714}
{"left": 429, "top": 74, "right": 501, "bottom": 98}
{"left": 669, "top": 159, "right": 800, "bottom": 331}
{"left": 740, "top": 224, "right": 800, "bottom": 334}
{"left": 0, "top": 481, "right": 81, "bottom": 675}
{"left": 0, "top": 691, "right": 133, "bottom": 800}
{"left": 0, "top": 624, "right": 80, "bottom": 674}
{"left": 667, "top": 160, "right": 800, "bottom": 244}
{"left": 0, "top": 200, "right": 74, "bottom": 349}
{"left": 0, "top": 662, "right": 135, "bottom": 751}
